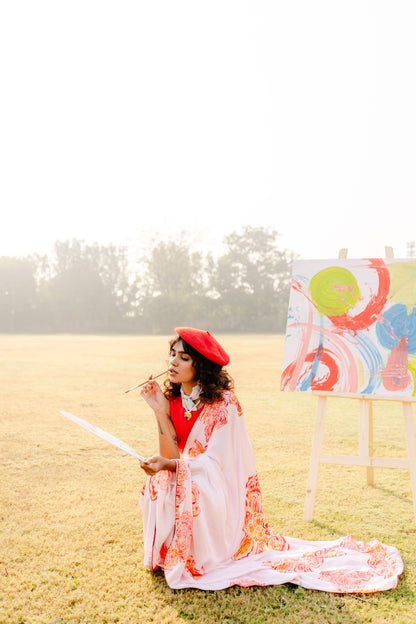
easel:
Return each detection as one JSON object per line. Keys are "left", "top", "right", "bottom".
{"left": 303, "top": 247, "right": 416, "bottom": 523}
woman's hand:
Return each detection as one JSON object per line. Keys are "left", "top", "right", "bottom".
{"left": 140, "top": 376, "right": 180, "bottom": 460}
{"left": 140, "top": 377, "right": 169, "bottom": 414}
{"left": 140, "top": 456, "right": 176, "bottom": 475}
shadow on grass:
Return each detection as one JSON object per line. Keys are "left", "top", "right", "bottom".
{"left": 310, "top": 519, "right": 348, "bottom": 539}
{"left": 146, "top": 568, "right": 413, "bottom": 624}
{"left": 372, "top": 484, "right": 414, "bottom": 505}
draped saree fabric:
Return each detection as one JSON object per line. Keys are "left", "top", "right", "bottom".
{"left": 139, "top": 391, "right": 403, "bottom": 591}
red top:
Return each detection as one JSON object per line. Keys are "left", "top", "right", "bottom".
{"left": 169, "top": 396, "right": 203, "bottom": 452}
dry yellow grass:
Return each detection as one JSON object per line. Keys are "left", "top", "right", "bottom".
{"left": 1, "top": 334, "right": 415, "bottom": 624}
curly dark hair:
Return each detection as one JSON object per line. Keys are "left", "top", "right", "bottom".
{"left": 163, "top": 336, "right": 234, "bottom": 404}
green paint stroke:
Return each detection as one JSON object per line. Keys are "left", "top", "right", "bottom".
{"left": 409, "top": 355, "right": 416, "bottom": 397}
{"left": 310, "top": 267, "right": 361, "bottom": 317}
{"left": 388, "top": 261, "right": 416, "bottom": 314}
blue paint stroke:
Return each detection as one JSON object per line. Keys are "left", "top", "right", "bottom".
{"left": 376, "top": 304, "right": 416, "bottom": 353}
{"left": 299, "top": 342, "right": 324, "bottom": 391}
{"left": 299, "top": 318, "right": 325, "bottom": 391}
{"left": 353, "top": 331, "right": 384, "bottom": 394}
{"left": 407, "top": 306, "right": 416, "bottom": 353}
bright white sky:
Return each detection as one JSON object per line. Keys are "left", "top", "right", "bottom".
{"left": 1, "top": 1, "right": 415, "bottom": 262}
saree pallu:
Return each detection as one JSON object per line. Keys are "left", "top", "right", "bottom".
{"left": 139, "top": 391, "right": 403, "bottom": 592}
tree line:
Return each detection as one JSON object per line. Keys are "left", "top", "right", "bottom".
{"left": 0, "top": 226, "right": 294, "bottom": 334}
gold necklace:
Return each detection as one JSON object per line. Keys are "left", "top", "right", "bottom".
{"left": 184, "top": 399, "right": 202, "bottom": 421}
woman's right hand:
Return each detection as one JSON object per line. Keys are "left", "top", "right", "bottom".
{"left": 140, "top": 377, "right": 179, "bottom": 459}
{"left": 140, "top": 377, "right": 169, "bottom": 413}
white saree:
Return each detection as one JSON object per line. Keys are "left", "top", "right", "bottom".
{"left": 139, "top": 391, "right": 403, "bottom": 592}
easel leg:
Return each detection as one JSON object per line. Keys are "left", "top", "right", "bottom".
{"left": 304, "top": 396, "right": 326, "bottom": 521}
{"left": 359, "top": 399, "right": 374, "bottom": 486}
{"left": 368, "top": 401, "right": 374, "bottom": 485}
{"left": 403, "top": 402, "right": 416, "bottom": 523}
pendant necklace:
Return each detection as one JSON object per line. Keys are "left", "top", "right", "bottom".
{"left": 181, "top": 385, "right": 202, "bottom": 420}
{"left": 184, "top": 399, "right": 202, "bottom": 421}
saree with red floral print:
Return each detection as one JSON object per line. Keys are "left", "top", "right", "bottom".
{"left": 139, "top": 390, "right": 403, "bottom": 592}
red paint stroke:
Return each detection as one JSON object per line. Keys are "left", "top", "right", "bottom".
{"left": 281, "top": 320, "right": 359, "bottom": 393}
{"left": 328, "top": 259, "right": 390, "bottom": 332}
{"left": 281, "top": 349, "right": 340, "bottom": 391}
{"left": 382, "top": 335, "right": 412, "bottom": 392}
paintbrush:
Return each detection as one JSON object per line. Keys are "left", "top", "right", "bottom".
{"left": 124, "top": 369, "right": 169, "bottom": 393}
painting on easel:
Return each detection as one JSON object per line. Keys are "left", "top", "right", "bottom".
{"left": 281, "top": 258, "right": 416, "bottom": 397}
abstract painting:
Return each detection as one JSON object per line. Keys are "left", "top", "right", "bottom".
{"left": 281, "top": 258, "right": 416, "bottom": 397}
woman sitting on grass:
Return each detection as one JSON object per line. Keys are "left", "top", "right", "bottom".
{"left": 139, "top": 327, "right": 403, "bottom": 592}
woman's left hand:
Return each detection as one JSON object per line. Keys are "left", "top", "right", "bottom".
{"left": 140, "top": 456, "right": 176, "bottom": 475}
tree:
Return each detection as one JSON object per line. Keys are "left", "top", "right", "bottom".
{"left": 45, "top": 240, "right": 131, "bottom": 331}
{"left": 212, "top": 226, "right": 294, "bottom": 331}
{"left": 138, "top": 236, "right": 212, "bottom": 333}
{"left": 0, "top": 257, "right": 38, "bottom": 331}
{"left": 0, "top": 227, "right": 296, "bottom": 334}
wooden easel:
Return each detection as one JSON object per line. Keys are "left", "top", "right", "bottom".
{"left": 303, "top": 247, "right": 416, "bottom": 523}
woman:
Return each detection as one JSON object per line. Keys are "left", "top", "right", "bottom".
{"left": 139, "top": 327, "right": 403, "bottom": 592}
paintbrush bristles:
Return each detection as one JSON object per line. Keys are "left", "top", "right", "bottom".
{"left": 124, "top": 369, "right": 169, "bottom": 393}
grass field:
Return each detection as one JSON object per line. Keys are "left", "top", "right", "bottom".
{"left": 1, "top": 334, "right": 415, "bottom": 624}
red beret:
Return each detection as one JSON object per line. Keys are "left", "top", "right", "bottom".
{"left": 175, "top": 327, "right": 230, "bottom": 366}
